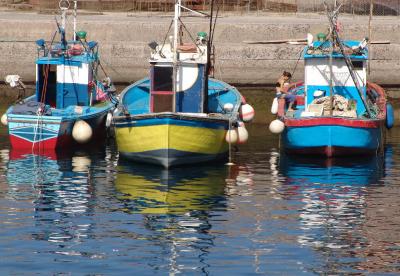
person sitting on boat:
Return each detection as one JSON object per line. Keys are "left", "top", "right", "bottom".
{"left": 275, "top": 71, "right": 296, "bottom": 111}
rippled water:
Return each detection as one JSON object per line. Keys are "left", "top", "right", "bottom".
{"left": 1, "top": 101, "right": 400, "bottom": 275}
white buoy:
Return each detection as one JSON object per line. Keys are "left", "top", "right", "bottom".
{"left": 105, "top": 112, "right": 113, "bottom": 128}
{"left": 271, "top": 97, "right": 278, "bottom": 115}
{"left": 307, "top": 33, "right": 314, "bottom": 47}
{"left": 72, "top": 120, "right": 93, "bottom": 143}
{"left": 225, "top": 129, "right": 238, "bottom": 144}
{"left": 239, "top": 104, "right": 255, "bottom": 122}
{"left": 5, "top": 75, "right": 21, "bottom": 88}
{"left": 1, "top": 114, "right": 8, "bottom": 126}
{"left": 223, "top": 103, "right": 234, "bottom": 112}
{"left": 269, "top": 119, "right": 285, "bottom": 134}
{"left": 313, "top": 90, "right": 325, "bottom": 99}
{"left": 237, "top": 122, "right": 249, "bottom": 144}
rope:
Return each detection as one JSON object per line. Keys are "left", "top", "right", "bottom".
{"left": 40, "top": 64, "right": 50, "bottom": 105}
{"left": 32, "top": 108, "right": 44, "bottom": 153}
{"left": 291, "top": 48, "right": 304, "bottom": 78}
{"left": 210, "top": 0, "right": 220, "bottom": 45}
{"left": 98, "top": 58, "right": 122, "bottom": 78}
{"left": 178, "top": 18, "right": 203, "bottom": 54}
{"left": 158, "top": 19, "right": 174, "bottom": 57}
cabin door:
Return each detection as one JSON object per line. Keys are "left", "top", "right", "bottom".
{"left": 150, "top": 64, "right": 205, "bottom": 113}
{"left": 36, "top": 64, "right": 57, "bottom": 107}
{"left": 151, "top": 65, "right": 174, "bottom": 113}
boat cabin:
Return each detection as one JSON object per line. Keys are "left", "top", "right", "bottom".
{"left": 148, "top": 36, "right": 208, "bottom": 113}
{"left": 35, "top": 41, "right": 99, "bottom": 110}
{"left": 303, "top": 40, "right": 368, "bottom": 117}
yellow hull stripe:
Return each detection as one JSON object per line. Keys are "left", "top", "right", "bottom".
{"left": 116, "top": 124, "right": 228, "bottom": 154}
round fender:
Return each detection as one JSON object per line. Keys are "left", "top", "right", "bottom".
{"left": 239, "top": 104, "right": 255, "bottom": 122}
{"left": 237, "top": 122, "right": 249, "bottom": 144}
{"left": 269, "top": 119, "right": 285, "bottom": 134}
{"left": 72, "top": 120, "right": 93, "bottom": 143}
{"left": 1, "top": 114, "right": 8, "bottom": 126}
{"left": 271, "top": 97, "right": 278, "bottom": 115}
{"left": 225, "top": 129, "right": 238, "bottom": 144}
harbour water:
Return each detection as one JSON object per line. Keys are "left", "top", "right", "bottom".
{"left": 0, "top": 92, "right": 400, "bottom": 275}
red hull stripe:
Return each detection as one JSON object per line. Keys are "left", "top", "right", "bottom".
{"left": 285, "top": 117, "right": 382, "bottom": 128}
{"left": 286, "top": 146, "right": 378, "bottom": 157}
{"left": 10, "top": 134, "right": 61, "bottom": 150}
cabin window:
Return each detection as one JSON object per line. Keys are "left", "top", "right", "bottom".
{"left": 153, "top": 66, "right": 173, "bottom": 92}
{"left": 352, "top": 61, "right": 363, "bottom": 70}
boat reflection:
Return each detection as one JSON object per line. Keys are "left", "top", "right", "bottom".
{"left": 115, "top": 161, "right": 255, "bottom": 274}
{"left": 2, "top": 148, "right": 97, "bottom": 245}
{"left": 277, "top": 151, "right": 390, "bottom": 274}
{"left": 115, "top": 161, "right": 230, "bottom": 215}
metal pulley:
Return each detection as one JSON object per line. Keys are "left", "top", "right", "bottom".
{"left": 59, "top": 0, "right": 70, "bottom": 10}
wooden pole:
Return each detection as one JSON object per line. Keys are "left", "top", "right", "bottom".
{"left": 329, "top": 39, "right": 334, "bottom": 117}
{"left": 368, "top": 0, "right": 374, "bottom": 76}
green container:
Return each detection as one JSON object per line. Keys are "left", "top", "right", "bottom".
{"left": 316, "top": 33, "right": 327, "bottom": 42}
{"left": 197, "top": 31, "right": 207, "bottom": 38}
{"left": 76, "top": 31, "right": 87, "bottom": 40}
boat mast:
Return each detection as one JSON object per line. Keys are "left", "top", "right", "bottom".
{"left": 328, "top": 1, "right": 337, "bottom": 117}
{"left": 329, "top": 40, "right": 334, "bottom": 116}
{"left": 73, "top": 0, "right": 77, "bottom": 41}
{"left": 325, "top": 1, "right": 372, "bottom": 117}
{"left": 368, "top": 0, "right": 373, "bottom": 75}
{"left": 206, "top": 0, "right": 215, "bottom": 113}
{"left": 59, "top": 0, "right": 69, "bottom": 50}
{"left": 172, "top": 0, "right": 181, "bottom": 113}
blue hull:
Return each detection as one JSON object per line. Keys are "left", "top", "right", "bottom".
{"left": 283, "top": 123, "right": 384, "bottom": 157}
{"left": 6, "top": 98, "right": 114, "bottom": 150}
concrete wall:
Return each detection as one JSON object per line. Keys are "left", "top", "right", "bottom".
{"left": 0, "top": 12, "right": 399, "bottom": 86}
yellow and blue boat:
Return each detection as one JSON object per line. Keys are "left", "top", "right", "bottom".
{"left": 113, "top": 0, "right": 253, "bottom": 168}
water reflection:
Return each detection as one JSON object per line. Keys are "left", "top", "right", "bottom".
{"left": 115, "top": 162, "right": 229, "bottom": 215}
{"left": 115, "top": 162, "right": 255, "bottom": 274}
{"left": 276, "top": 150, "right": 396, "bottom": 274}
{"left": 1, "top": 148, "right": 99, "bottom": 256}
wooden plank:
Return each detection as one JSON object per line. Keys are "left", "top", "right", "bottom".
{"left": 243, "top": 38, "right": 307, "bottom": 44}
{"left": 243, "top": 40, "right": 390, "bottom": 45}
{"left": 371, "top": 40, "right": 391, "bottom": 44}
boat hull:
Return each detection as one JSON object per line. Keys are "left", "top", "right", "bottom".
{"left": 114, "top": 114, "right": 229, "bottom": 168}
{"left": 283, "top": 117, "right": 385, "bottom": 157}
{"left": 7, "top": 108, "right": 111, "bottom": 150}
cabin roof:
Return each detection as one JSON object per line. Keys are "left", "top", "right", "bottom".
{"left": 304, "top": 40, "right": 368, "bottom": 60}
{"left": 36, "top": 42, "right": 97, "bottom": 66}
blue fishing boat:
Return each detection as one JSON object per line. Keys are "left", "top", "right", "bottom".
{"left": 113, "top": 0, "right": 254, "bottom": 168}
{"left": 269, "top": 5, "right": 394, "bottom": 157}
{"left": 1, "top": 0, "right": 116, "bottom": 151}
